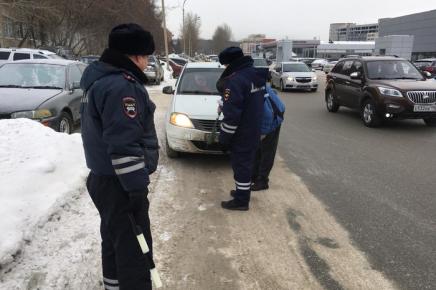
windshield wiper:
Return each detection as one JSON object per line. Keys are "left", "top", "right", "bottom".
{"left": 0, "top": 85, "right": 24, "bottom": 88}
{"left": 23, "top": 86, "right": 63, "bottom": 89}
{"left": 393, "top": 77, "right": 420, "bottom": 80}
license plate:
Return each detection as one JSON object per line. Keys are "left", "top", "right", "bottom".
{"left": 297, "top": 85, "right": 310, "bottom": 89}
{"left": 414, "top": 105, "right": 436, "bottom": 112}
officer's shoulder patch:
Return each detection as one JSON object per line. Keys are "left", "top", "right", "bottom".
{"left": 224, "top": 88, "right": 231, "bottom": 101}
{"left": 123, "top": 73, "right": 136, "bottom": 83}
{"left": 122, "top": 96, "right": 137, "bottom": 119}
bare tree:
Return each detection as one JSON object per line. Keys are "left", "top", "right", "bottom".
{"left": 180, "top": 12, "right": 200, "bottom": 57}
{"left": 212, "top": 23, "right": 233, "bottom": 53}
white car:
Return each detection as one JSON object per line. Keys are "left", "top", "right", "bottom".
{"left": 162, "top": 62, "right": 225, "bottom": 157}
{"left": 323, "top": 61, "right": 338, "bottom": 74}
{"left": 270, "top": 62, "right": 318, "bottom": 92}
{"left": 0, "top": 48, "right": 63, "bottom": 65}
{"left": 311, "top": 59, "right": 329, "bottom": 70}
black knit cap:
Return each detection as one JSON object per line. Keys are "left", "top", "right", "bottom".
{"left": 109, "top": 23, "right": 155, "bottom": 55}
{"left": 218, "top": 47, "right": 244, "bottom": 65}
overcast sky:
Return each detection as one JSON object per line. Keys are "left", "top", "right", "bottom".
{"left": 162, "top": 0, "right": 436, "bottom": 41}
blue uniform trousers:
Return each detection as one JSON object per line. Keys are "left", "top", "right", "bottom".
{"left": 231, "top": 150, "right": 257, "bottom": 204}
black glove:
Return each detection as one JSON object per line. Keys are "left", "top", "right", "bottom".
{"left": 128, "top": 188, "right": 148, "bottom": 213}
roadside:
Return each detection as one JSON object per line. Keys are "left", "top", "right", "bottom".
{"left": 1, "top": 89, "right": 398, "bottom": 290}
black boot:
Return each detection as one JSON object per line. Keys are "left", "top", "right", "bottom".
{"left": 251, "top": 180, "right": 269, "bottom": 191}
{"left": 221, "top": 199, "right": 249, "bottom": 211}
{"left": 230, "top": 190, "right": 236, "bottom": 198}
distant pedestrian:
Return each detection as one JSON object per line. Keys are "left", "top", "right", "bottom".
{"left": 216, "top": 47, "right": 268, "bottom": 211}
{"left": 80, "top": 23, "right": 159, "bottom": 290}
{"left": 251, "top": 85, "right": 285, "bottom": 191}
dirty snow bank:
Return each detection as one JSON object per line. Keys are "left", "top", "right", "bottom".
{"left": 0, "top": 119, "right": 88, "bottom": 265}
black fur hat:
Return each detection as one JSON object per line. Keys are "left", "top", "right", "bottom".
{"left": 219, "top": 47, "right": 244, "bottom": 65}
{"left": 109, "top": 23, "right": 155, "bottom": 55}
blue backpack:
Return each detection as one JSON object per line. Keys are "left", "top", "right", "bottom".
{"left": 261, "top": 85, "right": 285, "bottom": 135}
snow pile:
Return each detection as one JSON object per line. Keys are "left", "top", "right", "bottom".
{"left": 0, "top": 119, "right": 88, "bottom": 266}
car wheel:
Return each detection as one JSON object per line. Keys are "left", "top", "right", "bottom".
{"left": 361, "top": 99, "right": 382, "bottom": 128}
{"left": 326, "top": 90, "right": 339, "bottom": 113}
{"left": 58, "top": 111, "right": 73, "bottom": 134}
{"left": 280, "top": 80, "right": 285, "bottom": 92}
{"left": 166, "top": 137, "right": 179, "bottom": 158}
{"left": 423, "top": 118, "right": 436, "bottom": 127}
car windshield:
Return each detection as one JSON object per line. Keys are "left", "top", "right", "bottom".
{"left": 283, "top": 63, "right": 311, "bottom": 72}
{"left": 366, "top": 60, "right": 424, "bottom": 80}
{"left": 253, "top": 58, "right": 268, "bottom": 67}
{"left": 177, "top": 68, "right": 224, "bottom": 95}
{"left": 0, "top": 63, "right": 65, "bottom": 89}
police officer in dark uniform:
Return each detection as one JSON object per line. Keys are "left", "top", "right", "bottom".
{"left": 217, "top": 47, "right": 268, "bottom": 211}
{"left": 80, "top": 23, "right": 158, "bottom": 290}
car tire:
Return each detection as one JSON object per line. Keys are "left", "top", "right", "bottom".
{"left": 361, "top": 99, "right": 382, "bottom": 128}
{"left": 166, "top": 137, "right": 179, "bottom": 158}
{"left": 423, "top": 118, "right": 436, "bottom": 127}
{"left": 58, "top": 111, "right": 73, "bottom": 134}
{"left": 280, "top": 80, "right": 285, "bottom": 92}
{"left": 326, "top": 90, "right": 339, "bottom": 113}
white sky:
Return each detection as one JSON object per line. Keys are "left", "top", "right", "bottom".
{"left": 160, "top": 0, "right": 436, "bottom": 41}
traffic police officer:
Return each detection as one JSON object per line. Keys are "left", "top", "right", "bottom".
{"left": 217, "top": 47, "right": 268, "bottom": 211}
{"left": 80, "top": 24, "right": 158, "bottom": 290}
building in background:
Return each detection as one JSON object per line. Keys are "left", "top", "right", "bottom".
{"left": 240, "top": 34, "right": 276, "bottom": 55}
{"left": 375, "top": 35, "right": 414, "bottom": 60}
{"left": 379, "top": 9, "right": 436, "bottom": 60}
{"left": 0, "top": 13, "right": 37, "bottom": 48}
{"left": 329, "top": 23, "right": 379, "bottom": 42}
{"left": 317, "top": 41, "right": 375, "bottom": 59}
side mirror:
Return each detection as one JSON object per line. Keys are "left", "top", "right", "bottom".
{"left": 350, "top": 72, "right": 362, "bottom": 80}
{"left": 69, "top": 81, "right": 81, "bottom": 91}
{"left": 162, "top": 86, "right": 174, "bottom": 94}
{"left": 423, "top": 71, "right": 432, "bottom": 78}
{"left": 312, "top": 69, "right": 316, "bottom": 72}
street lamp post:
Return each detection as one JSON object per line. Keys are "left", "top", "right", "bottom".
{"left": 161, "top": 0, "right": 169, "bottom": 70}
{"left": 182, "top": 0, "right": 188, "bottom": 56}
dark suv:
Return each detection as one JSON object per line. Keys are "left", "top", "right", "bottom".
{"left": 325, "top": 56, "right": 436, "bottom": 127}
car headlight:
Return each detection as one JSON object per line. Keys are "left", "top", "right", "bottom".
{"left": 377, "top": 87, "right": 403, "bottom": 97}
{"left": 170, "top": 113, "right": 194, "bottom": 128}
{"left": 11, "top": 109, "right": 53, "bottom": 119}
{"left": 145, "top": 65, "right": 155, "bottom": 72}
{"left": 287, "top": 76, "right": 295, "bottom": 82}
{"left": 312, "top": 76, "right": 317, "bottom": 81}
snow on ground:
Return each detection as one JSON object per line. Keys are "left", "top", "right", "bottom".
{"left": 146, "top": 61, "right": 176, "bottom": 93}
{"left": 0, "top": 119, "right": 88, "bottom": 266}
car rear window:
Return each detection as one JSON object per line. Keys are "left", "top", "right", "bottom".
{"left": 177, "top": 68, "right": 224, "bottom": 95}
{"left": 0, "top": 51, "right": 11, "bottom": 60}
{"left": 33, "top": 54, "right": 48, "bottom": 59}
{"left": 13, "top": 53, "right": 31, "bottom": 61}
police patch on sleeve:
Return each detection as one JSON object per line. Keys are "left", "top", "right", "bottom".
{"left": 122, "top": 97, "right": 137, "bottom": 119}
{"left": 224, "top": 88, "right": 231, "bottom": 101}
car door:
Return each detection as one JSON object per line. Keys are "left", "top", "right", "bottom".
{"left": 342, "top": 60, "right": 365, "bottom": 109}
{"left": 67, "top": 64, "right": 83, "bottom": 121}
{"left": 334, "top": 60, "right": 354, "bottom": 107}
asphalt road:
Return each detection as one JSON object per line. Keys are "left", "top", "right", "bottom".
{"left": 277, "top": 72, "right": 436, "bottom": 290}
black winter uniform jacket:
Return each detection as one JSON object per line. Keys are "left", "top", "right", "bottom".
{"left": 80, "top": 49, "right": 159, "bottom": 193}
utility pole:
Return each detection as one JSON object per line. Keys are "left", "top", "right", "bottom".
{"left": 161, "top": 0, "right": 169, "bottom": 70}
{"left": 182, "top": 0, "right": 188, "bottom": 56}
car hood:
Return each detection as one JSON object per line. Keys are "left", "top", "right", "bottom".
{"left": 0, "top": 88, "right": 63, "bottom": 113}
{"left": 283, "top": 72, "right": 315, "bottom": 78}
{"left": 372, "top": 79, "right": 436, "bottom": 92}
{"left": 173, "top": 94, "right": 222, "bottom": 120}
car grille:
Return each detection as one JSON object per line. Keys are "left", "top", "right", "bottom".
{"left": 296, "top": 77, "right": 312, "bottom": 83}
{"left": 406, "top": 91, "right": 436, "bottom": 104}
{"left": 191, "top": 119, "right": 221, "bottom": 132}
{"left": 191, "top": 141, "right": 221, "bottom": 151}
{"left": 0, "top": 114, "right": 11, "bottom": 119}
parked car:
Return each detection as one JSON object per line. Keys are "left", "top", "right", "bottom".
{"left": 252, "top": 57, "right": 269, "bottom": 68}
{"left": 168, "top": 57, "right": 188, "bottom": 78}
{"left": 311, "top": 59, "right": 329, "bottom": 70}
{"left": 323, "top": 61, "right": 338, "bottom": 74}
{"left": 270, "top": 61, "right": 318, "bottom": 92}
{"left": 413, "top": 58, "right": 436, "bottom": 76}
{"left": 0, "top": 48, "right": 63, "bottom": 65}
{"left": 325, "top": 56, "right": 436, "bottom": 127}
{"left": 144, "top": 55, "right": 164, "bottom": 85}
{"left": 0, "top": 59, "right": 86, "bottom": 133}
{"left": 80, "top": 55, "right": 100, "bottom": 64}
{"left": 162, "top": 62, "right": 225, "bottom": 157}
